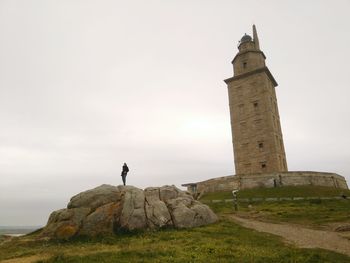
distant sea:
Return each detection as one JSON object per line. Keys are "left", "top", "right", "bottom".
{"left": 0, "top": 226, "right": 42, "bottom": 237}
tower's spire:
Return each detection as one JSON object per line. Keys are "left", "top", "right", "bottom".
{"left": 252, "top": 24, "right": 260, "bottom": 50}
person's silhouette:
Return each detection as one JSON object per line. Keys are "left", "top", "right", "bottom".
{"left": 121, "top": 163, "right": 129, "bottom": 186}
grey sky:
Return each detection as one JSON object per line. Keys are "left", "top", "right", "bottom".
{"left": 1, "top": 0, "right": 349, "bottom": 226}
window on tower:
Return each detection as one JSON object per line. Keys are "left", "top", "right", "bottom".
{"left": 260, "top": 162, "right": 267, "bottom": 169}
{"left": 258, "top": 142, "right": 264, "bottom": 149}
{"left": 253, "top": 101, "right": 259, "bottom": 108}
{"left": 243, "top": 62, "right": 247, "bottom": 68}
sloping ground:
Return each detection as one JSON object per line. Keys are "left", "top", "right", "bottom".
{"left": 236, "top": 186, "right": 350, "bottom": 199}
{"left": 0, "top": 254, "right": 48, "bottom": 263}
{"left": 200, "top": 186, "right": 350, "bottom": 201}
{"left": 2, "top": 219, "right": 349, "bottom": 263}
{"left": 230, "top": 215, "right": 350, "bottom": 256}
{"left": 0, "top": 246, "right": 122, "bottom": 263}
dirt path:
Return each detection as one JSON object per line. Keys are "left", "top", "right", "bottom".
{"left": 230, "top": 215, "right": 350, "bottom": 256}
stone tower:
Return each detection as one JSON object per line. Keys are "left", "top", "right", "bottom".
{"left": 224, "top": 25, "right": 288, "bottom": 175}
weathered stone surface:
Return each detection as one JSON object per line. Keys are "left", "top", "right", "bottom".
{"left": 191, "top": 202, "right": 218, "bottom": 227}
{"left": 226, "top": 26, "right": 288, "bottom": 175}
{"left": 183, "top": 172, "right": 349, "bottom": 195}
{"left": 170, "top": 204, "right": 196, "bottom": 228}
{"left": 144, "top": 187, "right": 172, "bottom": 228}
{"left": 41, "top": 184, "right": 218, "bottom": 239}
{"left": 166, "top": 196, "right": 218, "bottom": 228}
{"left": 119, "top": 186, "right": 147, "bottom": 230}
{"left": 80, "top": 202, "right": 122, "bottom": 236}
{"left": 68, "top": 184, "right": 122, "bottom": 210}
{"left": 41, "top": 207, "right": 90, "bottom": 239}
{"left": 159, "top": 185, "right": 178, "bottom": 203}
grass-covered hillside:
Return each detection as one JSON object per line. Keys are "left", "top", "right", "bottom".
{"left": 237, "top": 186, "right": 350, "bottom": 199}
{"left": 200, "top": 186, "right": 350, "bottom": 201}
{"left": 1, "top": 219, "right": 350, "bottom": 263}
{"left": 1, "top": 186, "right": 349, "bottom": 262}
{"left": 201, "top": 186, "right": 350, "bottom": 226}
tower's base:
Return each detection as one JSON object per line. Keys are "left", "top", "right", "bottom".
{"left": 182, "top": 171, "right": 348, "bottom": 195}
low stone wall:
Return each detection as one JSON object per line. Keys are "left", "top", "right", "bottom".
{"left": 182, "top": 171, "right": 348, "bottom": 194}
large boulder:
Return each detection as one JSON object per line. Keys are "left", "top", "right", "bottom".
{"left": 40, "top": 184, "right": 218, "bottom": 239}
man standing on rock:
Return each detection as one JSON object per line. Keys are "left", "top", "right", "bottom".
{"left": 121, "top": 163, "right": 129, "bottom": 186}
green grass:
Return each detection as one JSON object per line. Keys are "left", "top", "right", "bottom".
{"left": 236, "top": 186, "right": 350, "bottom": 199}
{"left": 200, "top": 186, "right": 350, "bottom": 225}
{"left": 200, "top": 191, "right": 233, "bottom": 201}
{"left": 200, "top": 186, "right": 350, "bottom": 201}
{"left": 1, "top": 219, "right": 349, "bottom": 263}
{"left": 237, "top": 199, "right": 350, "bottom": 225}
{"left": 2, "top": 186, "right": 349, "bottom": 262}
{"left": 204, "top": 200, "right": 236, "bottom": 215}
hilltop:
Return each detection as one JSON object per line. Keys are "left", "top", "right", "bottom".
{"left": 1, "top": 185, "right": 350, "bottom": 262}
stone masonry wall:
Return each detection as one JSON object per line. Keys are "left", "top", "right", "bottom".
{"left": 183, "top": 171, "right": 348, "bottom": 194}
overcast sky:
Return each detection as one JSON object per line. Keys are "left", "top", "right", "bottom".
{"left": 1, "top": 0, "right": 349, "bottom": 226}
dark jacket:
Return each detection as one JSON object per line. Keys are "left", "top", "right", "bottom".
{"left": 121, "top": 164, "right": 129, "bottom": 176}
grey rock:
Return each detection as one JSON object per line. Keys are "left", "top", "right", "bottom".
{"left": 80, "top": 202, "right": 122, "bottom": 236}
{"left": 68, "top": 184, "right": 122, "bottom": 211}
{"left": 167, "top": 197, "right": 218, "bottom": 228}
{"left": 46, "top": 209, "right": 66, "bottom": 225}
{"left": 166, "top": 196, "right": 193, "bottom": 208}
{"left": 191, "top": 202, "right": 218, "bottom": 227}
{"left": 41, "top": 207, "right": 90, "bottom": 239}
{"left": 170, "top": 204, "right": 196, "bottom": 228}
{"left": 41, "top": 184, "right": 218, "bottom": 239}
{"left": 145, "top": 187, "right": 172, "bottom": 228}
{"left": 159, "top": 185, "right": 179, "bottom": 203}
{"left": 119, "top": 186, "right": 147, "bottom": 230}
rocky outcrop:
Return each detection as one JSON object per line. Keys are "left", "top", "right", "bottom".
{"left": 40, "top": 184, "right": 218, "bottom": 239}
